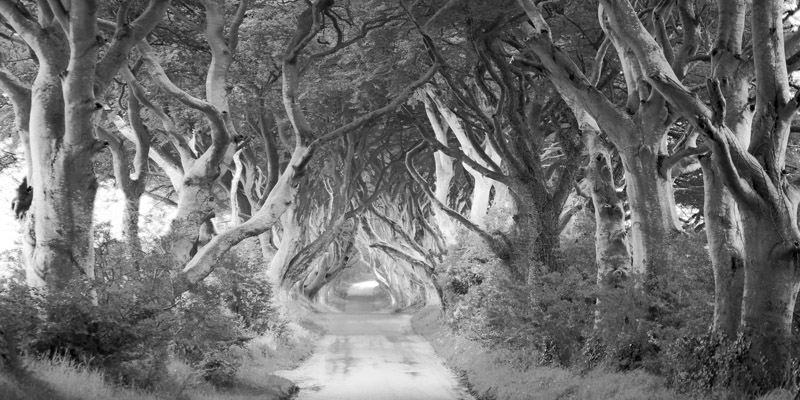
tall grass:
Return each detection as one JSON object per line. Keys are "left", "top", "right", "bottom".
{"left": 1, "top": 356, "right": 160, "bottom": 400}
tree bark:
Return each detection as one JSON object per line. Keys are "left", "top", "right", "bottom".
{"left": 28, "top": 36, "right": 89, "bottom": 288}
{"left": 740, "top": 216, "right": 800, "bottom": 388}
{"left": 135, "top": 39, "right": 232, "bottom": 266}
{"left": 701, "top": 157, "right": 744, "bottom": 336}
{"left": 703, "top": 0, "right": 749, "bottom": 337}
{"left": 587, "top": 137, "right": 630, "bottom": 289}
{"left": 0, "top": 0, "right": 169, "bottom": 289}
{"left": 619, "top": 141, "right": 679, "bottom": 286}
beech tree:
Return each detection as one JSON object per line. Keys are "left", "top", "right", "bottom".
{"left": 411, "top": 78, "right": 583, "bottom": 273}
{"left": 517, "top": 0, "right": 800, "bottom": 389}
{"left": 0, "top": 0, "right": 169, "bottom": 289}
{"left": 516, "top": 0, "right": 689, "bottom": 287}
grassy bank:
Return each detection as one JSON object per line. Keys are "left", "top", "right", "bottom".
{"left": 411, "top": 306, "right": 794, "bottom": 400}
{"left": 0, "top": 320, "right": 319, "bottom": 400}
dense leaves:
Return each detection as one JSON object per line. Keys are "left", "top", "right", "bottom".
{"left": 437, "top": 217, "right": 746, "bottom": 396}
{"left": 0, "top": 228, "right": 285, "bottom": 389}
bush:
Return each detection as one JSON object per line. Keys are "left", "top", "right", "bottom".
{"left": 212, "top": 244, "right": 287, "bottom": 339}
{"left": 441, "top": 230, "right": 596, "bottom": 368}
{"left": 590, "top": 233, "right": 714, "bottom": 374}
{"left": 665, "top": 330, "right": 752, "bottom": 395}
{"left": 0, "top": 229, "right": 286, "bottom": 391}
{"left": 439, "top": 227, "right": 715, "bottom": 376}
{"left": 484, "top": 268, "right": 595, "bottom": 367}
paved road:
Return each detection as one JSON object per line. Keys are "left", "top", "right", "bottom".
{"left": 277, "top": 285, "right": 473, "bottom": 400}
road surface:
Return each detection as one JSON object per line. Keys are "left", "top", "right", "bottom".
{"left": 277, "top": 284, "right": 473, "bottom": 400}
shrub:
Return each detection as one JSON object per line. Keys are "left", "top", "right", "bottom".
{"left": 588, "top": 233, "right": 713, "bottom": 375}
{"left": 440, "top": 226, "right": 715, "bottom": 376}
{"left": 441, "top": 230, "right": 596, "bottom": 368}
{"left": 664, "top": 330, "right": 752, "bottom": 395}
{"left": 212, "top": 241, "right": 287, "bottom": 339}
{"left": 0, "top": 229, "right": 286, "bottom": 390}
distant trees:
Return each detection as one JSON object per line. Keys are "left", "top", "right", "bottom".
{"left": 180, "top": 0, "right": 440, "bottom": 295}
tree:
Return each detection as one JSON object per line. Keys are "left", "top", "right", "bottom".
{"left": 176, "top": 0, "right": 440, "bottom": 294}
{"left": 0, "top": 0, "right": 168, "bottom": 289}
{"left": 519, "top": 0, "right": 800, "bottom": 389}
{"left": 517, "top": 0, "right": 684, "bottom": 288}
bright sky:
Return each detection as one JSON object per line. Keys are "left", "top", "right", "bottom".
{"left": 348, "top": 280, "right": 379, "bottom": 296}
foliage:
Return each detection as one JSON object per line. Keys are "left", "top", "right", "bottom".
{"left": 412, "top": 306, "right": 690, "bottom": 400}
{"left": 212, "top": 239, "right": 288, "bottom": 339}
{"left": 440, "top": 228, "right": 715, "bottom": 381}
{"left": 664, "top": 330, "right": 753, "bottom": 396}
{"left": 0, "top": 228, "right": 286, "bottom": 390}
{"left": 588, "top": 234, "right": 714, "bottom": 376}
{"left": 441, "top": 230, "right": 595, "bottom": 368}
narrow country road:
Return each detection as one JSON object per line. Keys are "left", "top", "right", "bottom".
{"left": 277, "top": 284, "right": 474, "bottom": 400}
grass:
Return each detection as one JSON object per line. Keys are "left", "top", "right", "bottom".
{"left": 412, "top": 306, "right": 793, "bottom": 400}
{"left": 0, "top": 320, "right": 320, "bottom": 400}
{"left": 1, "top": 356, "right": 159, "bottom": 400}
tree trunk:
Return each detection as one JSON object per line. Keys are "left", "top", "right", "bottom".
{"left": 506, "top": 180, "right": 565, "bottom": 274}
{"left": 302, "top": 264, "right": 326, "bottom": 300}
{"left": 424, "top": 94, "right": 460, "bottom": 245}
{"left": 168, "top": 171, "right": 220, "bottom": 265}
{"left": 423, "top": 279, "right": 443, "bottom": 308}
{"left": 122, "top": 198, "right": 143, "bottom": 256}
{"left": 267, "top": 204, "right": 306, "bottom": 300}
{"left": 470, "top": 174, "right": 493, "bottom": 228}
{"left": 517, "top": 0, "right": 680, "bottom": 290}
{"left": 704, "top": 3, "right": 750, "bottom": 337}
{"left": 505, "top": 183, "right": 544, "bottom": 276}
{"left": 534, "top": 201, "right": 563, "bottom": 271}
{"left": 619, "top": 141, "right": 680, "bottom": 288}
{"left": 701, "top": 158, "right": 745, "bottom": 336}
{"left": 428, "top": 87, "right": 499, "bottom": 229}
{"left": 588, "top": 144, "right": 631, "bottom": 289}
{"left": 373, "top": 266, "right": 399, "bottom": 310}
{"left": 259, "top": 230, "right": 277, "bottom": 265}
{"left": 740, "top": 215, "right": 800, "bottom": 388}
{"left": 488, "top": 180, "right": 515, "bottom": 231}
{"left": 30, "top": 67, "right": 99, "bottom": 288}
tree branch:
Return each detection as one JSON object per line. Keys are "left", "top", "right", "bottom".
{"left": 96, "top": 0, "right": 170, "bottom": 92}
{"left": 136, "top": 41, "right": 230, "bottom": 164}
{"left": 405, "top": 141, "right": 509, "bottom": 258}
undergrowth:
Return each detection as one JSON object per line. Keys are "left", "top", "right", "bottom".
{"left": 0, "top": 227, "right": 304, "bottom": 399}
{"left": 434, "top": 214, "right": 796, "bottom": 399}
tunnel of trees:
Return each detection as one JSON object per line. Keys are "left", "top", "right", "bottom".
{"left": 2, "top": 0, "right": 800, "bottom": 398}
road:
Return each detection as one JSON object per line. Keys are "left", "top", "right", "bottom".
{"left": 277, "top": 284, "right": 473, "bottom": 400}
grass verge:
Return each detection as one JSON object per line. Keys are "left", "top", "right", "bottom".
{"left": 0, "top": 320, "right": 319, "bottom": 400}
{"left": 411, "top": 306, "right": 795, "bottom": 400}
